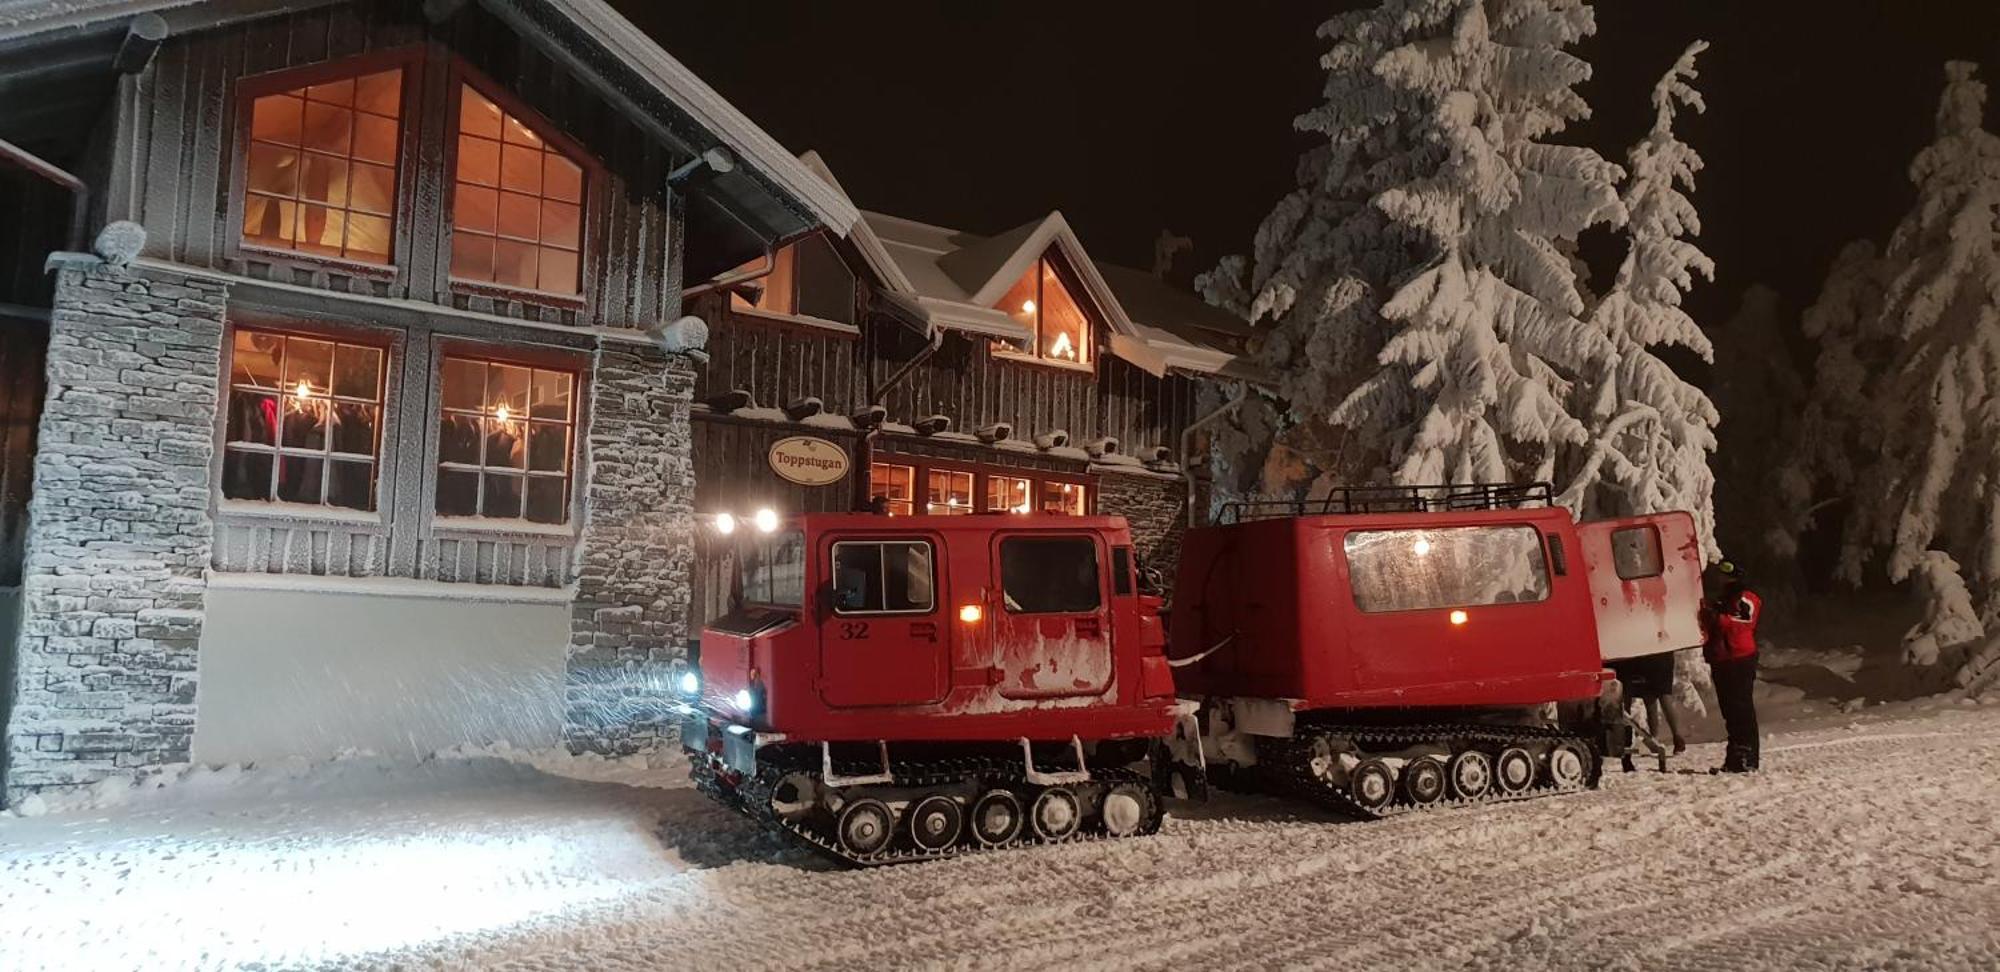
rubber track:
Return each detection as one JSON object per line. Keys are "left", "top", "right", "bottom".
{"left": 1258, "top": 722, "right": 1602, "bottom": 821}
{"left": 693, "top": 753, "right": 1164, "bottom": 869}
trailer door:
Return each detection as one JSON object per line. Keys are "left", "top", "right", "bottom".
{"left": 991, "top": 534, "right": 1114, "bottom": 700}
{"left": 1578, "top": 513, "right": 1705, "bottom": 662}
{"left": 819, "top": 534, "right": 949, "bottom": 707}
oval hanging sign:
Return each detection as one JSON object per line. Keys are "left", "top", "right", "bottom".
{"left": 768, "top": 435, "right": 851, "bottom": 487}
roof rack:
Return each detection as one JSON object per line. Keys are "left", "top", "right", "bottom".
{"left": 1217, "top": 482, "right": 1554, "bottom": 524}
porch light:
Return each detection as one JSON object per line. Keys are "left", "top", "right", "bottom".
{"left": 959, "top": 604, "right": 983, "bottom": 624}
{"left": 1449, "top": 609, "right": 1468, "bottom": 626}
{"left": 752, "top": 508, "right": 779, "bottom": 533}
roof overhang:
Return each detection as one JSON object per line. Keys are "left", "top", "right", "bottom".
{"left": 915, "top": 297, "right": 1031, "bottom": 342}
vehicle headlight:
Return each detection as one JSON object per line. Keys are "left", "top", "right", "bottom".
{"left": 733, "top": 688, "right": 755, "bottom": 712}
{"left": 677, "top": 671, "right": 700, "bottom": 696}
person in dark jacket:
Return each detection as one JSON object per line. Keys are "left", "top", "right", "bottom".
{"left": 1702, "top": 560, "right": 1762, "bottom": 773}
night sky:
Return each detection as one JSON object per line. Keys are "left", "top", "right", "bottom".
{"left": 624, "top": 1, "right": 2000, "bottom": 327}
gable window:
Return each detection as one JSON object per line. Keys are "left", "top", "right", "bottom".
{"left": 435, "top": 355, "right": 576, "bottom": 525}
{"left": 993, "top": 255, "right": 1091, "bottom": 366}
{"left": 242, "top": 67, "right": 405, "bottom": 264}
{"left": 450, "top": 84, "right": 586, "bottom": 297}
{"left": 728, "top": 235, "right": 857, "bottom": 326}
{"left": 222, "top": 328, "right": 386, "bottom": 511}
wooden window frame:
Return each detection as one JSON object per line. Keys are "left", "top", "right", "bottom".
{"left": 423, "top": 337, "right": 590, "bottom": 542}
{"left": 212, "top": 315, "right": 403, "bottom": 532}
{"left": 724, "top": 234, "right": 863, "bottom": 335}
{"left": 869, "top": 453, "right": 1094, "bottom": 518}
{"left": 990, "top": 251, "right": 1098, "bottom": 374}
{"left": 443, "top": 61, "right": 602, "bottom": 311}
{"left": 227, "top": 47, "right": 424, "bottom": 280}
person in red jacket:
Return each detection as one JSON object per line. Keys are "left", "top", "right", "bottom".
{"left": 1702, "top": 560, "right": 1762, "bottom": 772}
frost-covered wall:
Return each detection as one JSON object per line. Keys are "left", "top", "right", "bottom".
{"left": 565, "top": 344, "right": 697, "bottom": 753}
{"left": 4, "top": 260, "right": 226, "bottom": 803}
{"left": 1096, "top": 471, "right": 1186, "bottom": 596}
{"left": 193, "top": 582, "right": 566, "bottom": 764}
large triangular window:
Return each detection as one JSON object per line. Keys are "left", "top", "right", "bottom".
{"left": 993, "top": 254, "right": 1091, "bottom": 366}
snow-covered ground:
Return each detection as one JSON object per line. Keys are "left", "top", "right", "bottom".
{"left": 4, "top": 703, "right": 2000, "bottom": 972}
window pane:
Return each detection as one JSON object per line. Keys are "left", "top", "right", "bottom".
{"left": 225, "top": 390, "right": 277, "bottom": 446}
{"left": 530, "top": 369, "right": 572, "bottom": 420}
{"left": 540, "top": 200, "right": 579, "bottom": 249}
{"left": 1113, "top": 547, "right": 1133, "bottom": 596}
{"left": 795, "top": 234, "right": 856, "bottom": 324}
{"left": 221, "top": 450, "right": 274, "bottom": 501}
{"left": 450, "top": 233, "right": 495, "bottom": 282}
{"left": 487, "top": 363, "right": 529, "bottom": 415}
{"left": 496, "top": 191, "right": 539, "bottom": 240}
{"left": 299, "top": 153, "right": 348, "bottom": 206}
{"left": 527, "top": 421, "right": 567, "bottom": 472}
{"left": 296, "top": 205, "right": 345, "bottom": 256}
{"left": 987, "top": 476, "right": 1031, "bottom": 513}
{"left": 457, "top": 135, "right": 500, "bottom": 187}
{"left": 276, "top": 455, "right": 324, "bottom": 504}
{"left": 484, "top": 417, "right": 525, "bottom": 470}
{"left": 306, "top": 78, "right": 354, "bottom": 107}
{"left": 232, "top": 329, "right": 282, "bottom": 389}
{"left": 500, "top": 143, "right": 542, "bottom": 194}
{"left": 283, "top": 337, "right": 334, "bottom": 395}
{"left": 441, "top": 358, "right": 485, "bottom": 411}
{"left": 1344, "top": 527, "right": 1552, "bottom": 613}
{"left": 926, "top": 469, "right": 973, "bottom": 514}
{"left": 352, "top": 112, "right": 397, "bottom": 166}
{"left": 348, "top": 162, "right": 395, "bottom": 216}
{"left": 832, "top": 541, "right": 934, "bottom": 614}
{"left": 1041, "top": 482, "right": 1087, "bottom": 516}
{"left": 436, "top": 468, "right": 478, "bottom": 517}
{"left": 331, "top": 344, "right": 381, "bottom": 399}
{"left": 454, "top": 185, "right": 498, "bottom": 234}
{"left": 1000, "top": 537, "right": 1101, "bottom": 614}
{"left": 459, "top": 86, "right": 502, "bottom": 139}
{"left": 740, "top": 530, "right": 805, "bottom": 607}
{"left": 995, "top": 261, "right": 1038, "bottom": 334}
{"left": 494, "top": 239, "right": 538, "bottom": 289}
{"left": 354, "top": 69, "right": 401, "bottom": 117}
{"left": 438, "top": 413, "right": 481, "bottom": 465}
{"left": 301, "top": 101, "right": 352, "bottom": 155}
{"left": 538, "top": 248, "right": 578, "bottom": 295}
{"left": 502, "top": 114, "right": 543, "bottom": 147}
{"left": 250, "top": 93, "right": 303, "bottom": 144}
{"left": 1039, "top": 261, "right": 1090, "bottom": 364}
{"left": 247, "top": 143, "right": 300, "bottom": 196}
{"left": 1612, "top": 526, "right": 1665, "bottom": 580}
{"left": 243, "top": 196, "right": 297, "bottom": 248}
{"left": 345, "top": 214, "right": 391, "bottom": 261}
{"left": 869, "top": 463, "right": 914, "bottom": 515}
{"left": 525, "top": 477, "right": 566, "bottom": 524}
{"left": 330, "top": 402, "right": 377, "bottom": 455}
{"left": 544, "top": 154, "right": 583, "bottom": 203}
{"left": 326, "top": 459, "right": 375, "bottom": 512}
{"left": 281, "top": 398, "right": 327, "bottom": 451}
{"left": 482, "top": 472, "right": 523, "bottom": 518}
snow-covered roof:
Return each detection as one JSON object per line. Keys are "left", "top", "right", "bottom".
{"left": 0, "top": 0, "right": 858, "bottom": 238}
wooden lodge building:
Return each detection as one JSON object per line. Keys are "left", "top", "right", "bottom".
{"left": 0, "top": 0, "right": 1249, "bottom": 802}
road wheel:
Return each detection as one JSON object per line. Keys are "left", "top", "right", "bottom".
{"left": 907, "top": 794, "right": 964, "bottom": 852}
{"left": 1401, "top": 757, "right": 1447, "bottom": 805}
{"left": 1030, "top": 787, "right": 1082, "bottom": 841}
{"left": 1447, "top": 750, "right": 1493, "bottom": 800}
{"left": 837, "top": 798, "right": 895, "bottom": 857}
{"left": 1098, "top": 783, "right": 1152, "bottom": 837}
{"left": 969, "top": 790, "right": 1023, "bottom": 847}
{"left": 1349, "top": 758, "right": 1396, "bottom": 813}
{"left": 1545, "top": 741, "right": 1590, "bottom": 789}
{"left": 1495, "top": 747, "right": 1536, "bottom": 794}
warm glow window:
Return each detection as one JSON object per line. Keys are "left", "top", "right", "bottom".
{"left": 869, "top": 463, "right": 915, "bottom": 515}
{"left": 727, "top": 235, "right": 856, "bottom": 325}
{"left": 994, "top": 255, "right": 1091, "bottom": 365}
{"left": 222, "top": 329, "right": 386, "bottom": 511}
{"left": 450, "top": 84, "right": 586, "bottom": 296}
{"left": 242, "top": 67, "right": 403, "bottom": 263}
{"left": 926, "top": 469, "right": 974, "bottom": 515}
{"left": 1041, "top": 482, "right": 1088, "bottom": 516}
{"left": 986, "top": 475, "right": 1032, "bottom": 513}
{"left": 436, "top": 356, "right": 576, "bottom": 525}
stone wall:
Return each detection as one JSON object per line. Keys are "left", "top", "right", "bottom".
{"left": 1096, "top": 470, "right": 1188, "bottom": 597}
{"left": 4, "top": 259, "right": 226, "bottom": 804}
{"left": 564, "top": 341, "right": 697, "bottom": 753}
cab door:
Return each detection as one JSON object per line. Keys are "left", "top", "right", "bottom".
{"left": 1578, "top": 513, "right": 1705, "bottom": 661}
{"left": 991, "top": 533, "right": 1114, "bottom": 700}
{"left": 818, "top": 534, "right": 949, "bottom": 707}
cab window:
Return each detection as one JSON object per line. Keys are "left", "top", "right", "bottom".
{"left": 830, "top": 540, "right": 934, "bottom": 614}
{"left": 1000, "top": 536, "right": 1101, "bottom": 613}
{"left": 1611, "top": 525, "right": 1665, "bottom": 580}
{"left": 1344, "top": 526, "right": 1550, "bottom": 613}
{"left": 739, "top": 530, "right": 804, "bottom": 607}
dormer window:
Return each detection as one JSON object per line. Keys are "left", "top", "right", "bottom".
{"left": 241, "top": 65, "right": 406, "bottom": 264}
{"left": 728, "top": 234, "right": 856, "bottom": 326}
{"left": 994, "top": 255, "right": 1091, "bottom": 366}
{"left": 450, "top": 83, "right": 586, "bottom": 297}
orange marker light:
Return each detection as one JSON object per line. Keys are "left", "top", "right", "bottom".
{"left": 959, "top": 604, "right": 984, "bottom": 624}
{"left": 1449, "top": 609, "right": 1469, "bottom": 626}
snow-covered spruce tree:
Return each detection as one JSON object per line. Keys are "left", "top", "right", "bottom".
{"left": 1197, "top": 0, "right": 1455, "bottom": 497}
{"left": 1331, "top": 0, "right": 1625, "bottom": 487}
{"left": 1829, "top": 62, "right": 2000, "bottom": 675}
{"left": 1557, "top": 41, "right": 1720, "bottom": 560}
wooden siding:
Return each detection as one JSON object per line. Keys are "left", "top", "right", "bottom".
{"left": 691, "top": 296, "right": 866, "bottom": 415}
{"left": 689, "top": 415, "right": 859, "bottom": 629}
{"left": 112, "top": 0, "right": 682, "bottom": 332}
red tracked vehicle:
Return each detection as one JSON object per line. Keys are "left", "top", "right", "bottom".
{"left": 679, "top": 513, "right": 1186, "bottom": 866}
{"left": 680, "top": 485, "right": 1703, "bottom": 864}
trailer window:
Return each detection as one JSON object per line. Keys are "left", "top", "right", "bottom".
{"left": 831, "top": 540, "right": 935, "bottom": 614}
{"left": 1611, "top": 525, "right": 1665, "bottom": 580}
{"left": 739, "top": 530, "right": 805, "bottom": 607}
{"left": 1000, "top": 537, "right": 1101, "bottom": 613}
{"left": 1344, "top": 526, "right": 1550, "bottom": 613}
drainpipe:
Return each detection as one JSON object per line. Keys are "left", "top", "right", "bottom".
{"left": 855, "top": 309, "right": 942, "bottom": 511}
{"left": 0, "top": 137, "right": 89, "bottom": 251}
{"left": 1179, "top": 384, "right": 1249, "bottom": 528}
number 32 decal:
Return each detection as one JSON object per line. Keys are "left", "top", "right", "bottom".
{"left": 839, "top": 621, "right": 870, "bottom": 640}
